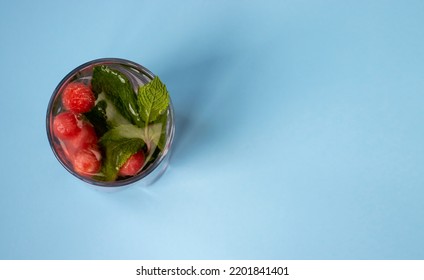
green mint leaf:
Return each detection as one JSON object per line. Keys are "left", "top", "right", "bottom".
{"left": 138, "top": 76, "right": 170, "bottom": 124}
{"left": 99, "top": 125, "right": 146, "bottom": 181}
{"left": 92, "top": 65, "right": 142, "bottom": 127}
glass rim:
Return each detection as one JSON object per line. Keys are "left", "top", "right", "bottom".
{"left": 46, "top": 58, "right": 175, "bottom": 187}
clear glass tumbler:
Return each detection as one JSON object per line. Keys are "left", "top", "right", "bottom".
{"left": 46, "top": 58, "right": 175, "bottom": 188}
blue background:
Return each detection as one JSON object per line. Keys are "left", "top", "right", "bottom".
{"left": 0, "top": 0, "right": 423, "bottom": 259}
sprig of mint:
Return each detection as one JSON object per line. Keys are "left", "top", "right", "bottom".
{"left": 89, "top": 65, "right": 170, "bottom": 181}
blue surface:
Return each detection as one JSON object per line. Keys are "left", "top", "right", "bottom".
{"left": 0, "top": 0, "right": 423, "bottom": 259}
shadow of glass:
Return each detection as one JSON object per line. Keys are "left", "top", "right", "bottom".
{"left": 161, "top": 52, "right": 237, "bottom": 165}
